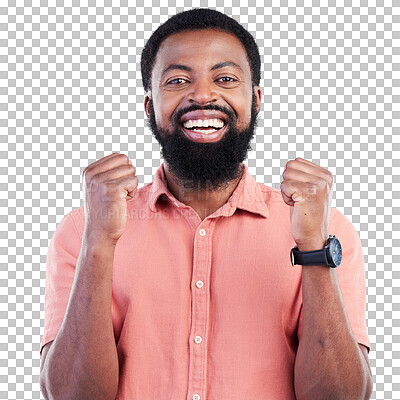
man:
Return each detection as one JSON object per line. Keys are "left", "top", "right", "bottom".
{"left": 40, "top": 8, "right": 372, "bottom": 400}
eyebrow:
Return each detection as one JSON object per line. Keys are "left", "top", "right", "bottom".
{"left": 211, "top": 61, "right": 243, "bottom": 73}
{"left": 161, "top": 61, "right": 244, "bottom": 77}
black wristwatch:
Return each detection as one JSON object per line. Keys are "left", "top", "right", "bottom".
{"left": 290, "top": 235, "right": 342, "bottom": 268}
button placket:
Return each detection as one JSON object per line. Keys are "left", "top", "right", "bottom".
{"left": 187, "top": 223, "right": 211, "bottom": 400}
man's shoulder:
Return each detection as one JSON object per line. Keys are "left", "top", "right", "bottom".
{"left": 256, "top": 182, "right": 282, "bottom": 198}
{"left": 254, "top": 181, "right": 288, "bottom": 210}
{"left": 54, "top": 206, "right": 85, "bottom": 238}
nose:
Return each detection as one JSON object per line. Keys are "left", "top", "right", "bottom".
{"left": 186, "top": 76, "right": 219, "bottom": 105}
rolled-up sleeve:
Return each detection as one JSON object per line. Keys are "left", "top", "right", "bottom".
{"left": 40, "top": 211, "right": 82, "bottom": 355}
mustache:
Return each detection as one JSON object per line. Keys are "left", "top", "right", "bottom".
{"left": 173, "top": 104, "right": 237, "bottom": 125}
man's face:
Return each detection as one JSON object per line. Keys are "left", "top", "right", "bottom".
{"left": 144, "top": 29, "right": 262, "bottom": 192}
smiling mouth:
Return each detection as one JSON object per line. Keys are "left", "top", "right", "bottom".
{"left": 180, "top": 119, "right": 228, "bottom": 143}
{"left": 182, "top": 118, "right": 226, "bottom": 134}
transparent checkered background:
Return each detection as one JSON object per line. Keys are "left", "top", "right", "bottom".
{"left": 1, "top": 0, "right": 399, "bottom": 399}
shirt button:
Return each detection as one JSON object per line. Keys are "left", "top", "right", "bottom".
{"left": 199, "top": 229, "right": 206, "bottom": 236}
{"left": 194, "top": 336, "right": 202, "bottom": 344}
{"left": 193, "top": 395, "right": 200, "bottom": 400}
{"left": 196, "top": 280, "right": 204, "bottom": 288}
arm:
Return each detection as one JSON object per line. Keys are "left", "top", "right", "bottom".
{"left": 40, "top": 238, "right": 119, "bottom": 400}
{"left": 280, "top": 158, "right": 372, "bottom": 399}
{"left": 294, "top": 261, "right": 372, "bottom": 400}
{"left": 40, "top": 153, "right": 138, "bottom": 400}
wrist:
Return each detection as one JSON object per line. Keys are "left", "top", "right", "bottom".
{"left": 296, "top": 236, "right": 327, "bottom": 252}
{"left": 82, "top": 231, "right": 118, "bottom": 255}
{"left": 292, "top": 235, "right": 342, "bottom": 268}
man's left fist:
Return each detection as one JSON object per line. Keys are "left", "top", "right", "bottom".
{"left": 280, "top": 157, "right": 333, "bottom": 252}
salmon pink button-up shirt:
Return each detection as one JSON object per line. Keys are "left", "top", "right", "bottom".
{"left": 40, "top": 162, "right": 370, "bottom": 400}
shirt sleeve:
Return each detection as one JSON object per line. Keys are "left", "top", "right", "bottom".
{"left": 297, "top": 208, "right": 370, "bottom": 352}
{"left": 40, "top": 211, "right": 82, "bottom": 355}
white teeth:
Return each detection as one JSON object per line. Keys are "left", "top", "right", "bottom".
{"left": 192, "top": 128, "right": 218, "bottom": 134}
{"left": 183, "top": 119, "right": 224, "bottom": 129}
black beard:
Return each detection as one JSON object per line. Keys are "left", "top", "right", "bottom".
{"left": 147, "top": 94, "right": 259, "bottom": 192}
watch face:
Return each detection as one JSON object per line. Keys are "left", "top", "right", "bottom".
{"left": 330, "top": 237, "right": 342, "bottom": 267}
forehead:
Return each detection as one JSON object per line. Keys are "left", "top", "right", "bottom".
{"left": 153, "top": 29, "right": 251, "bottom": 76}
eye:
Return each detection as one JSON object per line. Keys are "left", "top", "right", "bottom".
{"left": 167, "top": 78, "right": 187, "bottom": 85}
{"left": 217, "top": 77, "right": 237, "bottom": 83}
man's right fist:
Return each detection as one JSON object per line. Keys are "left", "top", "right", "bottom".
{"left": 81, "top": 153, "right": 138, "bottom": 244}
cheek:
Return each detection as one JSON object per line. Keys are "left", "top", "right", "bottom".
{"left": 235, "top": 100, "right": 253, "bottom": 129}
{"left": 152, "top": 98, "right": 170, "bottom": 127}
{"left": 152, "top": 91, "right": 180, "bottom": 129}
{"left": 154, "top": 109, "right": 164, "bottom": 127}
{"left": 230, "top": 84, "right": 254, "bottom": 128}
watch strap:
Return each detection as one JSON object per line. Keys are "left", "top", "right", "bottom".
{"left": 291, "top": 246, "right": 329, "bottom": 266}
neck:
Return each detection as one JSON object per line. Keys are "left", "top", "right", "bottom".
{"left": 163, "top": 163, "right": 244, "bottom": 220}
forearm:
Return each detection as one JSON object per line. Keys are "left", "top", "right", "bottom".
{"left": 294, "top": 265, "right": 372, "bottom": 400}
{"left": 41, "top": 235, "right": 119, "bottom": 400}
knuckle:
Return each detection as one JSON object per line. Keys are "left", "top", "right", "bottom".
{"left": 325, "top": 170, "right": 334, "bottom": 184}
{"left": 82, "top": 170, "right": 92, "bottom": 184}
{"left": 128, "top": 175, "right": 139, "bottom": 185}
{"left": 107, "top": 152, "right": 120, "bottom": 160}
{"left": 282, "top": 169, "right": 291, "bottom": 180}
{"left": 116, "top": 153, "right": 129, "bottom": 163}
{"left": 315, "top": 177, "right": 328, "bottom": 188}
{"left": 120, "top": 164, "right": 136, "bottom": 175}
{"left": 286, "top": 160, "right": 295, "bottom": 169}
{"left": 128, "top": 173, "right": 138, "bottom": 182}
{"left": 129, "top": 181, "right": 139, "bottom": 191}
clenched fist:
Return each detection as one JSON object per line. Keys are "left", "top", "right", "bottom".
{"left": 81, "top": 153, "right": 138, "bottom": 244}
{"left": 280, "top": 157, "right": 334, "bottom": 252}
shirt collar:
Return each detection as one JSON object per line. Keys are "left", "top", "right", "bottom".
{"left": 148, "top": 162, "right": 269, "bottom": 219}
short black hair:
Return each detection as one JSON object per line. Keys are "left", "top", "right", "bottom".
{"left": 140, "top": 8, "right": 261, "bottom": 93}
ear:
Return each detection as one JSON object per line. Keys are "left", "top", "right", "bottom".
{"left": 253, "top": 86, "right": 262, "bottom": 114}
{"left": 144, "top": 92, "right": 152, "bottom": 118}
